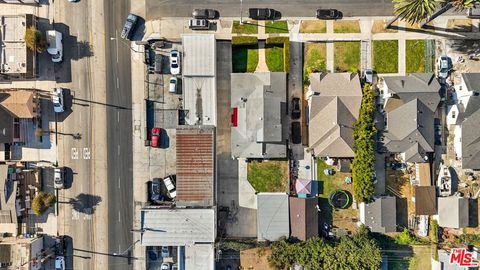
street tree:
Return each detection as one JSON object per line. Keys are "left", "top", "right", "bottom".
{"left": 32, "top": 192, "right": 56, "bottom": 216}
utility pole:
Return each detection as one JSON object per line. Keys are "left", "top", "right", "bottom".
{"left": 240, "top": 0, "right": 244, "bottom": 24}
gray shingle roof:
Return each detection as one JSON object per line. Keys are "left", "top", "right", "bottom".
{"left": 0, "top": 108, "right": 13, "bottom": 143}
{"left": 462, "top": 108, "right": 480, "bottom": 169}
{"left": 257, "top": 193, "right": 289, "bottom": 241}
{"left": 438, "top": 196, "right": 469, "bottom": 229}
{"left": 360, "top": 196, "right": 396, "bottom": 233}
{"left": 462, "top": 73, "right": 480, "bottom": 93}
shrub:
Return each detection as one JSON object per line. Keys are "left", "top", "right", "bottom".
{"left": 31, "top": 192, "right": 56, "bottom": 216}
{"left": 232, "top": 36, "right": 258, "bottom": 46}
{"left": 395, "top": 228, "right": 425, "bottom": 245}
{"left": 24, "top": 26, "right": 47, "bottom": 53}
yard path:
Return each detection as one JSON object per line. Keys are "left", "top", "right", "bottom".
{"left": 256, "top": 41, "right": 269, "bottom": 72}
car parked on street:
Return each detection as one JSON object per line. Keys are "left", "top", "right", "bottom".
{"left": 437, "top": 55, "right": 452, "bottom": 79}
{"left": 192, "top": 9, "right": 217, "bottom": 19}
{"left": 170, "top": 50, "right": 181, "bottom": 75}
{"left": 52, "top": 88, "right": 65, "bottom": 113}
{"left": 189, "top": 19, "right": 210, "bottom": 30}
{"left": 249, "top": 8, "right": 278, "bottom": 20}
{"left": 316, "top": 9, "right": 341, "bottom": 19}
{"left": 121, "top": 13, "right": 138, "bottom": 40}
{"left": 291, "top": 97, "right": 301, "bottom": 119}
{"left": 163, "top": 176, "right": 177, "bottom": 199}
{"left": 150, "top": 127, "right": 161, "bottom": 148}
{"left": 54, "top": 168, "right": 64, "bottom": 189}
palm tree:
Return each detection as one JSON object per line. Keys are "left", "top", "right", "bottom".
{"left": 393, "top": 0, "right": 442, "bottom": 25}
{"left": 451, "top": 0, "right": 477, "bottom": 10}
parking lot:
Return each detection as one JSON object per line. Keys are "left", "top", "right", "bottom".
{"left": 146, "top": 246, "right": 178, "bottom": 270}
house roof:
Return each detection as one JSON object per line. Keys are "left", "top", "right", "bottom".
{"left": 185, "top": 244, "right": 215, "bottom": 270}
{"left": 256, "top": 193, "right": 289, "bottom": 241}
{"left": 176, "top": 126, "right": 215, "bottom": 206}
{"left": 383, "top": 73, "right": 441, "bottom": 112}
{"left": 0, "top": 108, "right": 13, "bottom": 143}
{"left": 414, "top": 186, "right": 437, "bottom": 215}
{"left": 308, "top": 73, "right": 362, "bottom": 158}
{"left": 231, "top": 72, "right": 287, "bottom": 159}
{"left": 289, "top": 197, "right": 318, "bottom": 241}
{"left": 462, "top": 73, "right": 480, "bottom": 93}
{"left": 182, "top": 34, "right": 216, "bottom": 77}
{"left": 0, "top": 90, "right": 37, "bottom": 118}
{"left": 359, "top": 196, "right": 397, "bottom": 233}
{"left": 461, "top": 106, "right": 480, "bottom": 169}
{"left": 438, "top": 196, "right": 469, "bottom": 229}
{"left": 140, "top": 208, "right": 215, "bottom": 246}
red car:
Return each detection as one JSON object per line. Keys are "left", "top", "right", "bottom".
{"left": 150, "top": 127, "right": 161, "bottom": 148}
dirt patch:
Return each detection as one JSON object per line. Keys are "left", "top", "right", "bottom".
{"left": 372, "top": 20, "right": 398, "bottom": 33}
{"left": 299, "top": 20, "right": 326, "bottom": 33}
{"left": 385, "top": 168, "right": 414, "bottom": 227}
{"left": 240, "top": 247, "right": 274, "bottom": 270}
{"left": 447, "top": 19, "right": 472, "bottom": 32}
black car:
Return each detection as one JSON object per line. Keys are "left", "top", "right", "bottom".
{"left": 291, "top": 122, "right": 301, "bottom": 144}
{"left": 150, "top": 179, "right": 162, "bottom": 202}
{"left": 291, "top": 97, "right": 301, "bottom": 119}
{"left": 249, "top": 8, "right": 278, "bottom": 20}
{"left": 121, "top": 13, "right": 138, "bottom": 40}
{"left": 192, "top": 9, "right": 217, "bottom": 19}
{"left": 316, "top": 9, "right": 341, "bottom": 20}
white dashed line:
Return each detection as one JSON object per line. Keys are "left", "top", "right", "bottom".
{"left": 117, "top": 145, "right": 120, "bottom": 155}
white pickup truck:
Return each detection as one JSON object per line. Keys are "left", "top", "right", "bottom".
{"left": 47, "top": 30, "right": 63, "bottom": 63}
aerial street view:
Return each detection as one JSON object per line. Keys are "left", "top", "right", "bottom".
{"left": 3, "top": 0, "right": 480, "bottom": 269}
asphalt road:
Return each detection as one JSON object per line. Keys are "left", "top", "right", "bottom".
{"left": 104, "top": 0, "right": 134, "bottom": 269}
{"left": 145, "top": 0, "right": 395, "bottom": 19}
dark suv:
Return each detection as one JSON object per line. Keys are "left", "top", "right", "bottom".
{"left": 121, "top": 13, "right": 138, "bottom": 40}
{"left": 316, "top": 9, "right": 341, "bottom": 19}
{"left": 249, "top": 8, "right": 278, "bottom": 20}
{"left": 291, "top": 97, "right": 301, "bottom": 119}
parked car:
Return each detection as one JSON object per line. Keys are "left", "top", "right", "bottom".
{"left": 121, "top": 13, "right": 138, "bottom": 40}
{"left": 437, "top": 56, "right": 451, "bottom": 79}
{"left": 169, "top": 77, "right": 177, "bottom": 93}
{"left": 163, "top": 176, "right": 177, "bottom": 199}
{"left": 363, "top": 69, "right": 373, "bottom": 84}
{"left": 150, "top": 127, "right": 161, "bottom": 148}
{"left": 316, "top": 9, "right": 341, "bottom": 19}
{"left": 291, "top": 97, "right": 301, "bottom": 119}
{"left": 54, "top": 168, "right": 64, "bottom": 189}
{"left": 170, "top": 50, "right": 181, "bottom": 75}
{"left": 189, "top": 19, "right": 210, "bottom": 30}
{"left": 161, "top": 246, "right": 170, "bottom": 258}
{"left": 52, "top": 88, "right": 65, "bottom": 113}
{"left": 192, "top": 9, "right": 217, "bottom": 19}
{"left": 150, "top": 179, "right": 162, "bottom": 202}
{"left": 467, "top": 3, "right": 480, "bottom": 18}
{"left": 47, "top": 30, "right": 63, "bottom": 63}
{"left": 55, "top": 256, "right": 65, "bottom": 270}
{"left": 161, "top": 262, "right": 171, "bottom": 270}
{"left": 249, "top": 8, "right": 277, "bottom": 20}
{"left": 291, "top": 122, "right": 301, "bottom": 144}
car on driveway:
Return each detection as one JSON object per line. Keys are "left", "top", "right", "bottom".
{"left": 54, "top": 168, "right": 64, "bottom": 189}
{"left": 363, "top": 69, "right": 373, "bottom": 84}
{"left": 170, "top": 50, "right": 181, "bottom": 75}
{"left": 291, "top": 97, "right": 301, "bottom": 119}
{"left": 291, "top": 122, "right": 301, "bottom": 144}
{"left": 52, "top": 88, "right": 65, "bottom": 113}
{"left": 189, "top": 19, "right": 210, "bottom": 30}
{"left": 316, "top": 9, "right": 341, "bottom": 19}
{"left": 55, "top": 256, "right": 65, "bottom": 270}
{"left": 150, "top": 179, "right": 162, "bottom": 202}
{"left": 161, "top": 246, "right": 170, "bottom": 258}
{"left": 169, "top": 77, "right": 177, "bottom": 93}
{"left": 150, "top": 127, "right": 161, "bottom": 148}
{"left": 163, "top": 176, "right": 177, "bottom": 199}
{"left": 161, "top": 262, "right": 171, "bottom": 270}
{"left": 121, "top": 13, "right": 138, "bottom": 40}
{"left": 192, "top": 9, "right": 217, "bottom": 19}
{"left": 437, "top": 55, "right": 451, "bottom": 79}
{"left": 249, "top": 8, "right": 278, "bottom": 20}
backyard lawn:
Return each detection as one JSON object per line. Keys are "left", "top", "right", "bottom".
{"left": 232, "top": 45, "right": 259, "bottom": 72}
{"left": 299, "top": 20, "right": 326, "bottom": 33}
{"left": 232, "top": 20, "right": 258, "bottom": 34}
{"left": 265, "top": 20, "right": 289, "bottom": 33}
{"left": 373, "top": 40, "right": 399, "bottom": 73}
{"left": 265, "top": 45, "right": 284, "bottom": 72}
{"left": 304, "top": 43, "right": 327, "bottom": 80}
{"left": 334, "top": 41, "right": 360, "bottom": 72}
{"left": 405, "top": 40, "right": 435, "bottom": 73}
{"left": 333, "top": 20, "right": 361, "bottom": 33}
{"left": 247, "top": 160, "right": 288, "bottom": 192}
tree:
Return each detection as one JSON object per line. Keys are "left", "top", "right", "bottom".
{"left": 393, "top": 0, "right": 441, "bottom": 24}
{"left": 451, "top": 0, "right": 478, "bottom": 10}
{"left": 24, "top": 26, "right": 47, "bottom": 53}
{"left": 31, "top": 192, "right": 56, "bottom": 216}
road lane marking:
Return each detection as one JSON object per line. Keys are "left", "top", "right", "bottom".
{"left": 118, "top": 211, "right": 121, "bottom": 222}
{"left": 117, "top": 111, "right": 120, "bottom": 122}
{"left": 71, "top": 148, "right": 79, "bottom": 160}
{"left": 116, "top": 77, "right": 119, "bottom": 89}
{"left": 83, "top": 148, "right": 91, "bottom": 159}
{"left": 118, "top": 145, "right": 120, "bottom": 155}
{"left": 115, "top": 30, "right": 119, "bottom": 63}
{"left": 118, "top": 177, "right": 121, "bottom": 189}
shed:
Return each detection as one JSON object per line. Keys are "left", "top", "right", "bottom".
{"left": 289, "top": 197, "right": 318, "bottom": 241}
{"left": 256, "top": 193, "right": 289, "bottom": 241}
{"left": 414, "top": 186, "right": 437, "bottom": 215}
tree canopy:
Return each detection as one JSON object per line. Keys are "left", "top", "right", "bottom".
{"left": 31, "top": 191, "right": 56, "bottom": 216}
{"left": 24, "top": 26, "right": 47, "bottom": 53}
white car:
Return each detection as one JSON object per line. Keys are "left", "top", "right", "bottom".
{"left": 170, "top": 50, "right": 180, "bottom": 75}
{"left": 161, "top": 246, "right": 170, "bottom": 258}
{"left": 437, "top": 56, "right": 451, "bottom": 79}
{"left": 163, "top": 176, "right": 176, "bottom": 199}
{"left": 47, "top": 30, "right": 63, "bottom": 63}
{"left": 169, "top": 77, "right": 177, "bottom": 93}
{"left": 363, "top": 69, "right": 373, "bottom": 84}
{"left": 52, "top": 88, "right": 65, "bottom": 113}
{"left": 54, "top": 168, "right": 64, "bottom": 189}
{"left": 161, "top": 262, "right": 171, "bottom": 270}
{"left": 55, "top": 256, "right": 65, "bottom": 270}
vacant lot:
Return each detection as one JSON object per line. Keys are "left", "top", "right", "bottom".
{"left": 265, "top": 45, "right": 284, "bottom": 72}
{"left": 333, "top": 20, "right": 361, "bottom": 33}
{"left": 299, "top": 20, "right": 326, "bottom": 33}
{"left": 334, "top": 41, "right": 360, "bottom": 72}
{"left": 247, "top": 160, "right": 288, "bottom": 192}
{"left": 304, "top": 43, "right": 327, "bottom": 80}
{"left": 373, "top": 40, "right": 399, "bottom": 73}
{"left": 405, "top": 40, "right": 434, "bottom": 73}
{"left": 265, "top": 20, "right": 289, "bottom": 33}
{"left": 232, "top": 45, "right": 259, "bottom": 72}
{"left": 232, "top": 20, "right": 258, "bottom": 34}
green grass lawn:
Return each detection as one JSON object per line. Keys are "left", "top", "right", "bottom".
{"left": 265, "top": 20, "right": 289, "bottom": 33}
{"left": 299, "top": 20, "right": 327, "bottom": 33}
{"left": 334, "top": 41, "right": 360, "bottom": 72}
{"left": 333, "top": 20, "right": 361, "bottom": 33}
{"left": 304, "top": 43, "right": 327, "bottom": 81}
{"left": 405, "top": 40, "right": 434, "bottom": 73}
{"left": 373, "top": 40, "right": 399, "bottom": 73}
{"left": 265, "top": 45, "right": 284, "bottom": 72}
{"left": 247, "top": 160, "right": 288, "bottom": 192}
{"left": 232, "top": 45, "right": 258, "bottom": 72}
{"left": 232, "top": 20, "right": 258, "bottom": 34}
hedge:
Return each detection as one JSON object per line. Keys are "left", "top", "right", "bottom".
{"left": 32, "top": 192, "right": 56, "bottom": 216}
{"left": 266, "top": 37, "right": 290, "bottom": 72}
{"left": 232, "top": 36, "right": 258, "bottom": 46}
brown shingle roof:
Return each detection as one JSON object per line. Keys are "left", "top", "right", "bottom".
{"left": 0, "top": 90, "right": 37, "bottom": 118}
{"left": 289, "top": 197, "right": 318, "bottom": 241}
{"left": 176, "top": 126, "right": 215, "bottom": 206}
{"left": 414, "top": 186, "right": 437, "bottom": 215}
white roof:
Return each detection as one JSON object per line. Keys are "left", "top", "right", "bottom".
{"left": 256, "top": 193, "right": 289, "bottom": 241}
{"left": 183, "top": 77, "right": 216, "bottom": 126}
{"left": 185, "top": 244, "right": 215, "bottom": 270}
{"left": 182, "top": 34, "right": 216, "bottom": 77}
{"left": 140, "top": 208, "right": 215, "bottom": 246}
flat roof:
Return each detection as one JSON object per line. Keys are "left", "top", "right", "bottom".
{"left": 182, "top": 34, "right": 216, "bottom": 77}
{"left": 185, "top": 244, "right": 215, "bottom": 270}
{"left": 183, "top": 77, "right": 216, "bottom": 126}
{"left": 257, "top": 193, "right": 289, "bottom": 241}
{"left": 140, "top": 208, "right": 215, "bottom": 246}
{"left": 0, "top": 15, "right": 28, "bottom": 74}
{"left": 176, "top": 126, "right": 215, "bottom": 206}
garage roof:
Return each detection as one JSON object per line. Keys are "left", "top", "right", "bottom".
{"left": 182, "top": 34, "right": 216, "bottom": 77}
{"left": 257, "top": 193, "right": 289, "bottom": 241}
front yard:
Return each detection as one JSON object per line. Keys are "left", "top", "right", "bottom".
{"left": 232, "top": 20, "right": 258, "bottom": 34}
{"left": 265, "top": 20, "right": 289, "bottom": 33}
{"left": 299, "top": 20, "right": 326, "bottom": 33}
{"left": 334, "top": 41, "right": 360, "bottom": 72}
{"left": 405, "top": 40, "right": 435, "bottom": 73}
{"left": 373, "top": 40, "right": 399, "bottom": 73}
{"left": 304, "top": 43, "right": 327, "bottom": 80}
{"left": 265, "top": 45, "right": 284, "bottom": 72}
{"left": 232, "top": 45, "right": 259, "bottom": 72}
{"left": 333, "top": 20, "right": 361, "bottom": 33}
{"left": 247, "top": 160, "right": 288, "bottom": 192}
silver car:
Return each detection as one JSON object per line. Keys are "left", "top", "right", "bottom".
{"left": 52, "top": 88, "right": 65, "bottom": 113}
{"left": 54, "top": 168, "right": 64, "bottom": 190}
